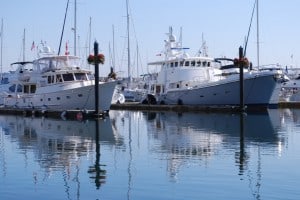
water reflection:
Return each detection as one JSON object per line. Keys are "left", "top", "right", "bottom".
{"left": 142, "top": 110, "right": 285, "bottom": 199}
{"left": 0, "top": 114, "right": 125, "bottom": 192}
{"left": 144, "top": 111, "right": 282, "bottom": 158}
{"left": 0, "top": 109, "right": 298, "bottom": 200}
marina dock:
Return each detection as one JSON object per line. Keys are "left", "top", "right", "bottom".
{"left": 1, "top": 101, "right": 300, "bottom": 120}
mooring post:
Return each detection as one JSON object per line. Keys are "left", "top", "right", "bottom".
{"left": 94, "top": 41, "right": 99, "bottom": 115}
{"left": 239, "top": 46, "right": 245, "bottom": 112}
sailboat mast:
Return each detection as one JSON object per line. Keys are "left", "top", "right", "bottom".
{"left": 74, "top": 0, "right": 77, "bottom": 56}
{"left": 58, "top": 0, "right": 69, "bottom": 55}
{"left": 136, "top": 44, "right": 139, "bottom": 76}
{"left": 126, "top": 0, "right": 131, "bottom": 82}
{"left": 256, "top": 0, "right": 260, "bottom": 68}
{"left": 112, "top": 25, "right": 116, "bottom": 72}
{"left": 22, "top": 29, "right": 26, "bottom": 61}
{"left": 88, "top": 17, "right": 91, "bottom": 55}
{"left": 0, "top": 18, "right": 3, "bottom": 77}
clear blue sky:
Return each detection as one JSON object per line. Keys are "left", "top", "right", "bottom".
{"left": 1, "top": 0, "right": 300, "bottom": 77}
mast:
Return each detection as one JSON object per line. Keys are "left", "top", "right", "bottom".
{"left": 88, "top": 17, "right": 91, "bottom": 55}
{"left": 22, "top": 29, "right": 26, "bottom": 61}
{"left": 136, "top": 44, "right": 139, "bottom": 76}
{"left": 256, "top": 0, "right": 260, "bottom": 68}
{"left": 112, "top": 25, "right": 116, "bottom": 72}
{"left": 0, "top": 18, "right": 3, "bottom": 78}
{"left": 74, "top": 0, "right": 77, "bottom": 56}
{"left": 126, "top": 0, "right": 131, "bottom": 83}
{"left": 58, "top": 0, "right": 69, "bottom": 55}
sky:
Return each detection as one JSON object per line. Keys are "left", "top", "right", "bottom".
{"left": 1, "top": 0, "right": 300, "bottom": 77}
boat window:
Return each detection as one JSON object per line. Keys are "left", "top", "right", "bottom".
{"left": 203, "top": 61, "right": 207, "bottom": 67}
{"left": 156, "top": 85, "right": 161, "bottom": 94}
{"left": 17, "top": 84, "right": 22, "bottom": 92}
{"left": 56, "top": 74, "right": 63, "bottom": 82}
{"left": 48, "top": 75, "right": 54, "bottom": 84}
{"left": 191, "top": 61, "right": 196, "bottom": 66}
{"left": 24, "top": 85, "right": 29, "bottom": 93}
{"left": 63, "top": 73, "right": 74, "bottom": 81}
{"left": 87, "top": 73, "right": 94, "bottom": 80}
{"left": 9, "top": 84, "right": 16, "bottom": 92}
{"left": 175, "top": 62, "right": 178, "bottom": 67}
{"left": 75, "top": 73, "right": 87, "bottom": 81}
{"left": 208, "top": 62, "right": 211, "bottom": 67}
{"left": 197, "top": 61, "right": 201, "bottom": 66}
{"left": 185, "top": 61, "right": 190, "bottom": 66}
{"left": 170, "top": 63, "right": 173, "bottom": 67}
{"left": 31, "top": 85, "right": 36, "bottom": 93}
{"left": 180, "top": 61, "right": 184, "bottom": 66}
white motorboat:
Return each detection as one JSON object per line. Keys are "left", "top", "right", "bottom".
{"left": 2, "top": 46, "right": 117, "bottom": 112}
{"left": 143, "top": 27, "right": 279, "bottom": 107}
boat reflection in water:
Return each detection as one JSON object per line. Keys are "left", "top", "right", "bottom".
{"left": 0, "top": 114, "right": 125, "bottom": 191}
{"left": 0, "top": 109, "right": 294, "bottom": 200}
{"left": 143, "top": 110, "right": 285, "bottom": 195}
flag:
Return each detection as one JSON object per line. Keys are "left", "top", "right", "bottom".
{"left": 31, "top": 41, "right": 35, "bottom": 51}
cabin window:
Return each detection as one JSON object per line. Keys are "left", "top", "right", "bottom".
{"left": 63, "top": 73, "right": 74, "bottom": 81}
{"left": 9, "top": 84, "right": 22, "bottom": 92}
{"left": 156, "top": 85, "right": 161, "bottom": 94}
{"left": 191, "top": 61, "right": 196, "bottom": 66}
{"left": 208, "top": 62, "right": 211, "bottom": 67}
{"left": 203, "top": 61, "right": 207, "bottom": 66}
{"left": 24, "top": 85, "right": 30, "bottom": 93}
{"left": 170, "top": 63, "right": 174, "bottom": 67}
{"left": 57, "top": 97, "right": 60, "bottom": 100}
{"left": 197, "top": 61, "right": 201, "bottom": 66}
{"left": 48, "top": 75, "right": 54, "bottom": 84}
{"left": 78, "top": 94, "right": 83, "bottom": 97}
{"left": 180, "top": 61, "right": 184, "bottom": 66}
{"left": 17, "top": 84, "right": 22, "bottom": 92}
{"left": 185, "top": 61, "right": 190, "bottom": 66}
{"left": 175, "top": 62, "right": 178, "bottom": 67}
{"left": 88, "top": 73, "right": 94, "bottom": 80}
{"left": 75, "top": 73, "right": 87, "bottom": 81}
{"left": 31, "top": 85, "right": 36, "bottom": 93}
{"left": 151, "top": 85, "right": 154, "bottom": 91}
{"left": 56, "top": 74, "right": 63, "bottom": 82}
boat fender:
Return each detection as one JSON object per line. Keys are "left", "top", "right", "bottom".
{"left": 76, "top": 112, "right": 83, "bottom": 121}
{"left": 61, "top": 111, "right": 67, "bottom": 120}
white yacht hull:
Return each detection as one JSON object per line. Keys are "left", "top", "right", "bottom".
{"left": 158, "top": 73, "right": 277, "bottom": 106}
{"left": 3, "top": 80, "right": 117, "bottom": 112}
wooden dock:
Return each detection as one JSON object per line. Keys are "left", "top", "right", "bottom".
{"left": 0, "top": 101, "right": 299, "bottom": 120}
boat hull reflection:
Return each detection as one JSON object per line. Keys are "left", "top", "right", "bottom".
{"left": 0, "top": 115, "right": 123, "bottom": 169}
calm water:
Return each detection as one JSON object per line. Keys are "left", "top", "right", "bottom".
{"left": 0, "top": 109, "right": 299, "bottom": 200}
